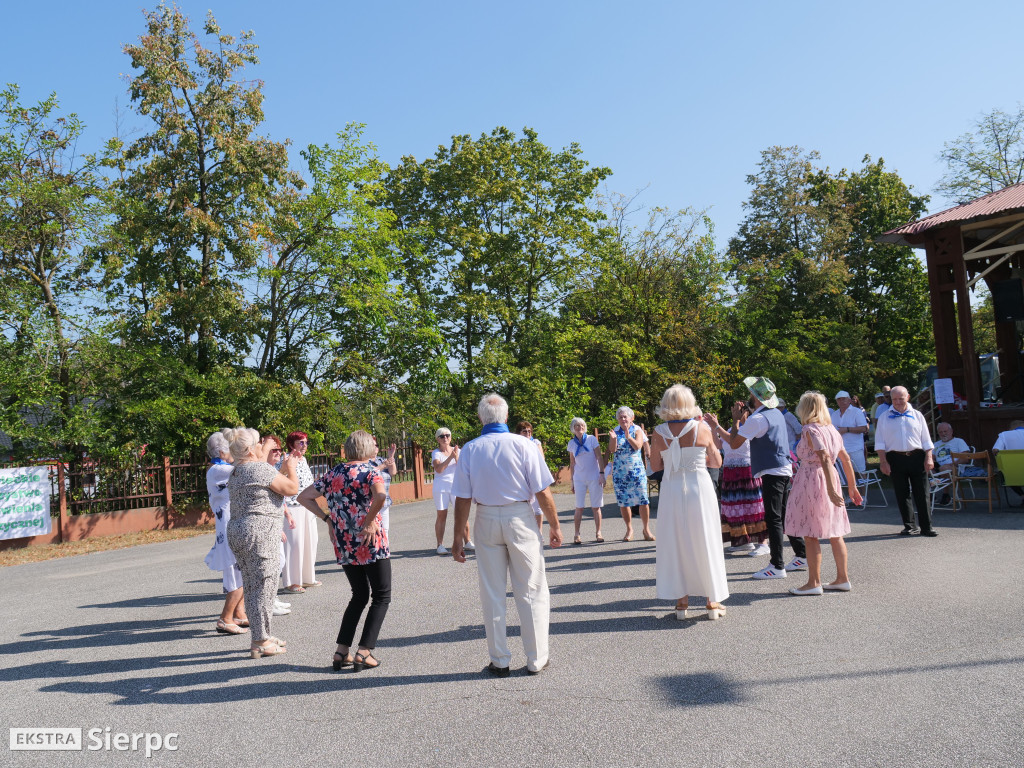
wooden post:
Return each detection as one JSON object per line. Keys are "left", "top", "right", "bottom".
{"left": 163, "top": 457, "right": 172, "bottom": 529}
{"left": 413, "top": 442, "right": 425, "bottom": 499}
{"left": 56, "top": 461, "right": 67, "bottom": 544}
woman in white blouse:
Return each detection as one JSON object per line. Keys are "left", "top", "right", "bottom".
{"left": 279, "top": 431, "right": 321, "bottom": 593}
{"left": 567, "top": 418, "right": 605, "bottom": 544}
{"left": 432, "top": 428, "right": 473, "bottom": 555}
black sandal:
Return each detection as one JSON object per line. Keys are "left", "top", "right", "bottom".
{"left": 352, "top": 651, "right": 381, "bottom": 672}
{"left": 332, "top": 652, "right": 353, "bottom": 671}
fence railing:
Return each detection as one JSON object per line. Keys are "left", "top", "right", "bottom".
{"left": 2, "top": 436, "right": 430, "bottom": 521}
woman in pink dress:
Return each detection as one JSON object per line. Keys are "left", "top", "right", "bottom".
{"left": 785, "top": 392, "right": 863, "bottom": 596}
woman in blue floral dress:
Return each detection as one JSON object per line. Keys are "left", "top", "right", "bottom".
{"left": 609, "top": 406, "right": 654, "bottom": 542}
{"left": 297, "top": 430, "right": 390, "bottom": 672}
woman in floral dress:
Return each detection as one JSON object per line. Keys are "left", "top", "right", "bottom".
{"left": 609, "top": 406, "right": 653, "bottom": 542}
{"left": 297, "top": 430, "right": 390, "bottom": 672}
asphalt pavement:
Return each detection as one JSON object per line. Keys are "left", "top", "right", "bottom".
{"left": 3, "top": 491, "right": 1023, "bottom": 767}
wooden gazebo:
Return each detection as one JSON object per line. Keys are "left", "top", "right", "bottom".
{"left": 880, "top": 183, "right": 1024, "bottom": 450}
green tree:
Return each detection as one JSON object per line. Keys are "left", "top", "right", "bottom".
{"left": 727, "top": 147, "right": 931, "bottom": 399}
{"left": 107, "top": 4, "right": 300, "bottom": 374}
{"left": 0, "top": 85, "right": 112, "bottom": 455}
{"left": 566, "top": 193, "right": 734, "bottom": 422}
{"left": 383, "top": 126, "right": 611, "bottom": 410}
{"left": 937, "top": 104, "right": 1024, "bottom": 204}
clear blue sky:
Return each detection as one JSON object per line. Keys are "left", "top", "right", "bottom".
{"left": 4, "top": 0, "right": 1023, "bottom": 246}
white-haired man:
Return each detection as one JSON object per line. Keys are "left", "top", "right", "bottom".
{"left": 875, "top": 386, "right": 936, "bottom": 536}
{"left": 452, "top": 393, "right": 563, "bottom": 677}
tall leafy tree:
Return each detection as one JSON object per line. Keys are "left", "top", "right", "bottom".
{"left": 0, "top": 85, "right": 111, "bottom": 454}
{"left": 727, "top": 147, "right": 931, "bottom": 398}
{"left": 565, "top": 193, "right": 734, "bottom": 421}
{"left": 384, "top": 127, "right": 610, "bottom": 405}
{"left": 937, "top": 104, "right": 1024, "bottom": 204}
{"left": 107, "top": 4, "right": 300, "bottom": 373}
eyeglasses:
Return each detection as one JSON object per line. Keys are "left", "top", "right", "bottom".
{"left": 296, "top": 439, "right": 308, "bottom": 445}
{"left": 520, "top": 430, "right": 532, "bottom": 435}
{"left": 439, "top": 434, "right": 451, "bottom": 439}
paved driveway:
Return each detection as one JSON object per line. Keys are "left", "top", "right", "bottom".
{"left": 3, "top": 493, "right": 1023, "bottom": 767}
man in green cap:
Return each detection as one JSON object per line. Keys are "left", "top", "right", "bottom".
{"left": 705, "top": 376, "right": 807, "bottom": 580}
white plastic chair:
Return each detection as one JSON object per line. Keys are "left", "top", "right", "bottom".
{"left": 853, "top": 469, "right": 888, "bottom": 508}
{"left": 928, "top": 469, "right": 954, "bottom": 511}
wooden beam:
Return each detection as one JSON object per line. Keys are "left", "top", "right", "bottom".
{"left": 963, "top": 217, "right": 1024, "bottom": 257}
{"left": 967, "top": 252, "right": 1016, "bottom": 288}
{"left": 963, "top": 242, "right": 1024, "bottom": 261}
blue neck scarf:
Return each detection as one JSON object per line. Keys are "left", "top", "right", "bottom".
{"left": 481, "top": 423, "right": 509, "bottom": 435}
{"left": 888, "top": 409, "right": 913, "bottom": 419}
{"left": 210, "top": 457, "right": 229, "bottom": 465}
{"left": 614, "top": 425, "right": 636, "bottom": 440}
{"left": 666, "top": 419, "right": 690, "bottom": 423}
{"left": 572, "top": 435, "right": 590, "bottom": 456}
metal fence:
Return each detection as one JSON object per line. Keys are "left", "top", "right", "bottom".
{"left": 0, "top": 436, "right": 425, "bottom": 519}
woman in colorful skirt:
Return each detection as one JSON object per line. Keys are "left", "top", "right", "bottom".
{"left": 609, "top": 406, "right": 653, "bottom": 542}
{"left": 712, "top": 401, "right": 768, "bottom": 556}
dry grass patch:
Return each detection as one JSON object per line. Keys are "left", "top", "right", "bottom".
{"left": 0, "top": 525, "right": 215, "bottom": 568}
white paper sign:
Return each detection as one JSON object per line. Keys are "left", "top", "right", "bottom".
{"left": 0, "top": 466, "right": 52, "bottom": 540}
{"left": 933, "top": 378, "right": 955, "bottom": 405}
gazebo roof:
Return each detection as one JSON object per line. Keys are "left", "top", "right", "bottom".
{"left": 880, "top": 182, "right": 1024, "bottom": 246}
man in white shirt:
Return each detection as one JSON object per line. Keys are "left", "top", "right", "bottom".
{"left": 992, "top": 420, "right": 1024, "bottom": 456}
{"left": 875, "top": 386, "right": 936, "bottom": 536}
{"left": 452, "top": 393, "right": 564, "bottom": 677}
{"left": 993, "top": 420, "right": 1024, "bottom": 497}
{"left": 833, "top": 390, "right": 869, "bottom": 488}
{"left": 933, "top": 422, "right": 969, "bottom": 468}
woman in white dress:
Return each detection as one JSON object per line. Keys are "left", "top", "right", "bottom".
{"left": 204, "top": 429, "right": 249, "bottom": 634}
{"left": 567, "top": 417, "right": 605, "bottom": 544}
{"left": 648, "top": 385, "right": 729, "bottom": 620}
{"left": 279, "top": 431, "right": 321, "bottom": 593}
{"left": 432, "top": 428, "right": 472, "bottom": 555}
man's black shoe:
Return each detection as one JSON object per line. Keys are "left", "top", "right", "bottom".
{"left": 486, "top": 662, "right": 510, "bottom": 678}
{"left": 920, "top": 529, "right": 939, "bottom": 537}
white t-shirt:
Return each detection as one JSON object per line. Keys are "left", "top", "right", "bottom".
{"left": 567, "top": 434, "right": 601, "bottom": 479}
{"left": 431, "top": 448, "right": 457, "bottom": 489}
{"left": 833, "top": 406, "right": 868, "bottom": 455}
{"left": 993, "top": 429, "right": 1024, "bottom": 452}
{"left": 452, "top": 431, "right": 554, "bottom": 506}
{"left": 933, "top": 437, "right": 969, "bottom": 466}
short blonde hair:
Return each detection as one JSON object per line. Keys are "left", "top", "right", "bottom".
{"left": 655, "top": 384, "right": 700, "bottom": 421}
{"left": 345, "top": 430, "right": 377, "bottom": 461}
{"left": 616, "top": 406, "right": 634, "bottom": 420}
{"left": 570, "top": 417, "right": 587, "bottom": 431}
{"left": 795, "top": 391, "right": 832, "bottom": 426}
{"left": 227, "top": 427, "right": 261, "bottom": 462}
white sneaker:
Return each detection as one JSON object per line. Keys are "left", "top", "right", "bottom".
{"left": 749, "top": 543, "right": 770, "bottom": 557}
{"left": 272, "top": 605, "right": 291, "bottom": 616}
{"left": 752, "top": 565, "right": 787, "bottom": 580}
{"left": 274, "top": 599, "right": 290, "bottom": 609}
{"left": 785, "top": 557, "right": 808, "bottom": 571}
{"left": 464, "top": 540, "right": 475, "bottom": 551}
{"left": 436, "top": 545, "right": 449, "bottom": 556}
{"left": 727, "top": 542, "right": 756, "bottom": 552}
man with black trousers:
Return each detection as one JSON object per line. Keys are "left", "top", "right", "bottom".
{"left": 705, "top": 376, "right": 807, "bottom": 579}
{"left": 875, "top": 385, "right": 936, "bottom": 536}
